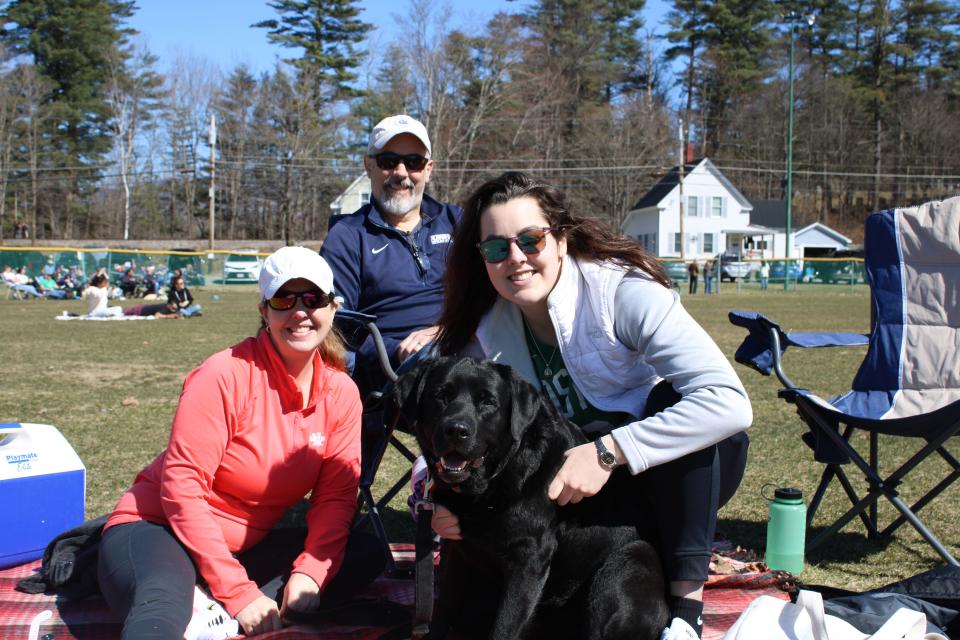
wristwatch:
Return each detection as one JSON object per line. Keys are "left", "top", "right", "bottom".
{"left": 594, "top": 438, "right": 618, "bottom": 470}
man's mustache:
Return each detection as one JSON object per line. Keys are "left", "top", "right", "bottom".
{"left": 384, "top": 176, "right": 415, "bottom": 189}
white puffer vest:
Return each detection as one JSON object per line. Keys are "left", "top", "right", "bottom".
{"left": 474, "top": 255, "right": 660, "bottom": 417}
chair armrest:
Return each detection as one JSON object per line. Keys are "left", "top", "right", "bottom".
{"left": 334, "top": 309, "right": 398, "bottom": 384}
{"left": 728, "top": 310, "right": 868, "bottom": 387}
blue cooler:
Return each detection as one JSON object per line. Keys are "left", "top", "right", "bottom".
{"left": 0, "top": 423, "right": 85, "bottom": 569}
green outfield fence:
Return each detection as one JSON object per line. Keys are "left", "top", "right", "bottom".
{"left": 1, "top": 247, "right": 866, "bottom": 292}
{"left": 658, "top": 257, "right": 866, "bottom": 288}
{"left": 0, "top": 246, "right": 271, "bottom": 289}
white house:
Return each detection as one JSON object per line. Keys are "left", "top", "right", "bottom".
{"left": 622, "top": 158, "right": 759, "bottom": 259}
{"left": 622, "top": 159, "right": 850, "bottom": 260}
{"left": 329, "top": 175, "right": 371, "bottom": 217}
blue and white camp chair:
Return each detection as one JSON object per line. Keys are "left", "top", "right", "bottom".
{"left": 729, "top": 196, "right": 960, "bottom": 566}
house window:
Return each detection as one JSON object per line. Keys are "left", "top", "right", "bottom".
{"left": 673, "top": 233, "right": 681, "bottom": 253}
{"left": 360, "top": 191, "right": 371, "bottom": 205}
{"left": 687, "top": 196, "right": 698, "bottom": 217}
{"left": 711, "top": 196, "right": 723, "bottom": 217}
{"left": 703, "top": 233, "right": 714, "bottom": 253}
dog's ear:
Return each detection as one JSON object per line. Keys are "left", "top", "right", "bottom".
{"left": 386, "top": 359, "right": 434, "bottom": 432}
{"left": 500, "top": 364, "right": 542, "bottom": 443}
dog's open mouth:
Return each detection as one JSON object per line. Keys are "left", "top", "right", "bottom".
{"left": 435, "top": 452, "right": 485, "bottom": 484}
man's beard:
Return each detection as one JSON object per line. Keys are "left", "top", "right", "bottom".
{"left": 378, "top": 177, "right": 423, "bottom": 218}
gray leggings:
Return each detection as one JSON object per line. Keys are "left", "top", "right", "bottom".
{"left": 97, "top": 520, "right": 387, "bottom": 640}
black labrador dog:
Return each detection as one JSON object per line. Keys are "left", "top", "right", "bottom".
{"left": 392, "top": 356, "right": 669, "bottom": 640}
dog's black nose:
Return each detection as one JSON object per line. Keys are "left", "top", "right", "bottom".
{"left": 443, "top": 422, "right": 471, "bottom": 441}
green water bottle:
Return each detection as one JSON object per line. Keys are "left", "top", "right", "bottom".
{"left": 765, "top": 486, "right": 806, "bottom": 575}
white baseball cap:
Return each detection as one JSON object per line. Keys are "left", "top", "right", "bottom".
{"left": 259, "top": 246, "right": 335, "bottom": 299}
{"left": 368, "top": 114, "right": 431, "bottom": 156}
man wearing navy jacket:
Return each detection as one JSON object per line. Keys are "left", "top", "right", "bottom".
{"left": 321, "top": 115, "right": 462, "bottom": 398}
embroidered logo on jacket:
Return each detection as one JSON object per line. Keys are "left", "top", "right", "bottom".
{"left": 430, "top": 233, "right": 451, "bottom": 245}
{"left": 371, "top": 244, "right": 389, "bottom": 254}
{"left": 309, "top": 433, "right": 326, "bottom": 448}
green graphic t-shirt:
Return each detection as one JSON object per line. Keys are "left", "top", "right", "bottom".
{"left": 522, "top": 323, "right": 632, "bottom": 431}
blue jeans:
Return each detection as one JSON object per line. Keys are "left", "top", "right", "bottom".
{"left": 180, "top": 304, "right": 202, "bottom": 317}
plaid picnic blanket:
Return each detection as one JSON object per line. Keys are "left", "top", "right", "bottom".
{"left": 0, "top": 544, "right": 791, "bottom": 639}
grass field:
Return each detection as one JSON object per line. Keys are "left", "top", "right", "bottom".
{"left": 2, "top": 283, "right": 957, "bottom": 593}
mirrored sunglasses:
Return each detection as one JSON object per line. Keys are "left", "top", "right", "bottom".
{"left": 266, "top": 289, "right": 332, "bottom": 311}
{"left": 371, "top": 152, "right": 429, "bottom": 171}
{"left": 476, "top": 227, "right": 553, "bottom": 263}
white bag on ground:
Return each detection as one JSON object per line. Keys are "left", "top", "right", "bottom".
{"left": 723, "top": 589, "right": 948, "bottom": 640}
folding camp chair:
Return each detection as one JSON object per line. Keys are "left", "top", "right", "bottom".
{"left": 729, "top": 196, "right": 960, "bottom": 566}
{"left": 334, "top": 309, "right": 419, "bottom": 572}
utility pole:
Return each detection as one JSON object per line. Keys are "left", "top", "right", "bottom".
{"left": 678, "top": 123, "right": 686, "bottom": 262}
{"left": 208, "top": 113, "right": 216, "bottom": 250}
{"left": 784, "top": 11, "right": 814, "bottom": 290}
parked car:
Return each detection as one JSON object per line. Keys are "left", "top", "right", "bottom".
{"left": 815, "top": 261, "right": 865, "bottom": 284}
{"left": 661, "top": 260, "right": 688, "bottom": 284}
{"left": 769, "top": 262, "right": 803, "bottom": 281}
{"left": 167, "top": 248, "right": 206, "bottom": 286}
{"left": 716, "top": 253, "right": 751, "bottom": 282}
{"left": 223, "top": 251, "right": 263, "bottom": 284}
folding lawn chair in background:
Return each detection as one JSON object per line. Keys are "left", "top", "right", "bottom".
{"left": 334, "top": 309, "right": 419, "bottom": 573}
{"left": 729, "top": 196, "right": 960, "bottom": 566}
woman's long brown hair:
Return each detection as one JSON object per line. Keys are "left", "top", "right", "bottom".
{"left": 435, "top": 171, "right": 669, "bottom": 355}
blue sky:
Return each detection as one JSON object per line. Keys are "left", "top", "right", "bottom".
{"left": 128, "top": 0, "right": 672, "bottom": 77}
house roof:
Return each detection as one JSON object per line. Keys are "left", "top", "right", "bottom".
{"left": 630, "top": 158, "right": 753, "bottom": 211}
{"left": 749, "top": 199, "right": 787, "bottom": 228}
{"left": 795, "top": 222, "right": 852, "bottom": 245}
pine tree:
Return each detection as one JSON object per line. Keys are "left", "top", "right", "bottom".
{"left": 665, "top": 0, "right": 709, "bottom": 147}
{"left": 0, "top": 0, "right": 137, "bottom": 236}
{"left": 253, "top": 0, "right": 372, "bottom": 101}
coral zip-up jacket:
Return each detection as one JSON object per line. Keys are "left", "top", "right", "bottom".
{"left": 105, "top": 330, "right": 362, "bottom": 616}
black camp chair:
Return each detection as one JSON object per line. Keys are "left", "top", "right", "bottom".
{"left": 729, "top": 198, "right": 960, "bottom": 566}
{"left": 334, "top": 309, "right": 418, "bottom": 573}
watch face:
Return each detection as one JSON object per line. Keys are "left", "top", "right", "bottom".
{"left": 599, "top": 451, "right": 617, "bottom": 468}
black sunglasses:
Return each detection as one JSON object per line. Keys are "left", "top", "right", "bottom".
{"left": 266, "top": 289, "right": 332, "bottom": 311}
{"left": 477, "top": 227, "right": 553, "bottom": 263}
{"left": 370, "top": 152, "right": 429, "bottom": 172}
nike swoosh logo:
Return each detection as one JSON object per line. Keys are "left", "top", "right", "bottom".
{"left": 371, "top": 244, "right": 389, "bottom": 254}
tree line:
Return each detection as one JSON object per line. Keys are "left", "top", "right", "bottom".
{"left": 0, "top": 0, "right": 958, "bottom": 245}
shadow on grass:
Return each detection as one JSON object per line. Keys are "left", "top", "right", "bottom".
{"left": 718, "top": 517, "right": 895, "bottom": 564}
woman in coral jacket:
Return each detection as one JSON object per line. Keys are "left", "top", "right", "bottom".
{"left": 98, "top": 247, "right": 386, "bottom": 639}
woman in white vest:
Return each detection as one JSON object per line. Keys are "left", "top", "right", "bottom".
{"left": 431, "top": 171, "right": 753, "bottom": 640}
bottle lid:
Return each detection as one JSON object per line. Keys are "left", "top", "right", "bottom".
{"left": 774, "top": 487, "right": 803, "bottom": 500}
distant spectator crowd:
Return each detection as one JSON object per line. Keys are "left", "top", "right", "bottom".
{"left": 3, "top": 259, "right": 202, "bottom": 319}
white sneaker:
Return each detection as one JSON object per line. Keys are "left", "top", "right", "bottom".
{"left": 659, "top": 616, "right": 699, "bottom": 640}
{"left": 183, "top": 586, "right": 240, "bottom": 640}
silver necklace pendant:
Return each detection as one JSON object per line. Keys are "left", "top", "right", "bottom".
{"left": 543, "top": 365, "right": 553, "bottom": 377}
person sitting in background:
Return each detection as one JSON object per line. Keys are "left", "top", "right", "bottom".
{"left": 118, "top": 268, "right": 140, "bottom": 298}
{"left": 58, "top": 267, "right": 84, "bottom": 298}
{"left": 142, "top": 265, "right": 162, "bottom": 298}
{"left": 122, "top": 301, "right": 182, "bottom": 318}
{"left": 168, "top": 274, "right": 202, "bottom": 317}
{"left": 83, "top": 273, "right": 123, "bottom": 318}
{"left": 6, "top": 266, "right": 42, "bottom": 298}
{"left": 97, "top": 247, "right": 386, "bottom": 639}
{"left": 35, "top": 273, "right": 68, "bottom": 299}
